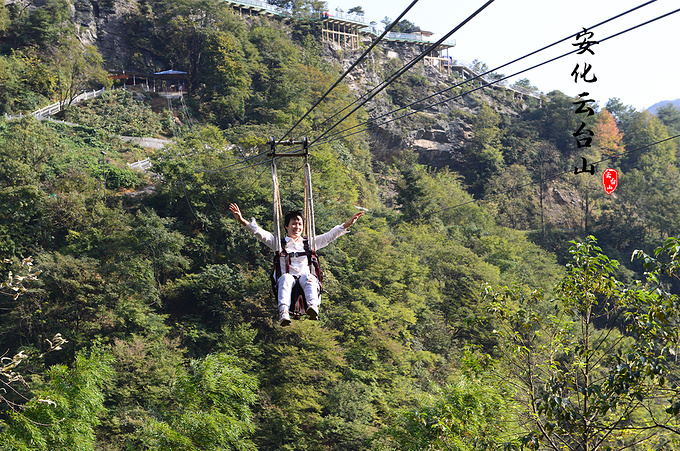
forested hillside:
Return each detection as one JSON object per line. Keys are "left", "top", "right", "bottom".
{"left": 2, "top": 0, "right": 680, "bottom": 449}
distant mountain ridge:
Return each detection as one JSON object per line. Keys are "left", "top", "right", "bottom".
{"left": 647, "top": 98, "right": 680, "bottom": 114}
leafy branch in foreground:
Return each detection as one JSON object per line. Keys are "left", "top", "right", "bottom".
{"left": 1, "top": 257, "right": 67, "bottom": 415}
{"left": 1, "top": 333, "right": 68, "bottom": 412}
{"left": 1, "top": 257, "right": 40, "bottom": 300}
{"left": 487, "top": 236, "right": 680, "bottom": 450}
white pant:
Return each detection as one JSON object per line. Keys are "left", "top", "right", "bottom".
{"left": 277, "top": 273, "right": 320, "bottom": 313}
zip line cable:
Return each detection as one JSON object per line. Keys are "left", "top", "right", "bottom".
{"left": 313, "top": 0, "right": 659, "bottom": 146}
{"left": 320, "top": 3, "right": 678, "bottom": 146}
{"left": 185, "top": 1, "right": 664, "bottom": 175}
{"left": 275, "top": 0, "right": 421, "bottom": 145}
{"left": 316, "top": 5, "right": 680, "bottom": 147}
{"left": 306, "top": 0, "right": 504, "bottom": 142}
{"left": 309, "top": 0, "right": 658, "bottom": 147}
{"left": 166, "top": 2, "right": 677, "bottom": 177}
{"left": 309, "top": 0, "right": 497, "bottom": 147}
{"left": 309, "top": 0, "right": 496, "bottom": 145}
{"left": 316, "top": 52, "right": 571, "bottom": 145}
{"left": 194, "top": 0, "right": 667, "bottom": 174}
{"left": 418, "top": 132, "right": 680, "bottom": 219}
{"left": 169, "top": 1, "right": 666, "bottom": 173}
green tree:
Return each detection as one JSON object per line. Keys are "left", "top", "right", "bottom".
{"left": 395, "top": 151, "right": 486, "bottom": 226}
{"left": 0, "top": 118, "right": 63, "bottom": 254}
{"left": 394, "top": 222, "right": 501, "bottom": 353}
{"left": 127, "top": 209, "right": 190, "bottom": 288}
{"left": 604, "top": 97, "right": 637, "bottom": 134}
{"left": 162, "top": 263, "right": 252, "bottom": 350}
{"left": 98, "top": 334, "right": 185, "bottom": 450}
{"left": 200, "top": 29, "right": 251, "bottom": 125}
{"left": 268, "top": 0, "right": 326, "bottom": 17}
{"left": 655, "top": 103, "right": 680, "bottom": 135}
{"left": 0, "top": 51, "right": 57, "bottom": 111}
{"left": 526, "top": 90, "right": 582, "bottom": 155}
{"left": 6, "top": 0, "right": 73, "bottom": 50}
{"left": 488, "top": 237, "right": 680, "bottom": 450}
{"left": 0, "top": 54, "right": 27, "bottom": 113}
{"left": 380, "top": 373, "right": 520, "bottom": 450}
{"left": 0, "top": 117, "right": 59, "bottom": 187}
{"left": 485, "top": 164, "right": 536, "bottom": 230}
{"left": 614, "top": 112, "right": 680, "bottom": 239}
{"left": 462, "top": 103, "right": 504, "bottom": 193}
{"left": 0, "top": 4, "right": 9, "bottom": 37}
{"left": 62, "top": 90, "right": 169, "bottom": 136}
{"left": 319, "top": 379, "right": 377, "bottom": 450}
{"left": 380, "top": 17, "right": 416, "bottom": 33}
{"left": 139, "top": 353, "right": 257, "bottom": 451}
{"left": 616, "top": 166, "right": 680, "bottom": 241}
{"left": 512, "top": 78, "right": 539, "bottom": 95}
{"left": 0, "top": 351, "right": 113, "bottom": 451}
{"left": 256, "top": 323, "right": 346, "bottom": 450}
{"left": 247, "top": 26, "right": 308, "bottom": 125}
{"left": 621, "top": 111, "right": 675, "bottom": 171}
{"left": 49, "top": 38, "right": 110, "bottom": 109}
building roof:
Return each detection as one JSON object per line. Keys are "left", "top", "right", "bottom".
{"left": 154, "top": 70, "right": 188, "bottom": 76}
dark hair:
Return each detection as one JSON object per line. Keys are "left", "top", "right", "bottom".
{"left": 284, "top": 210, "right": 304, "bottom": 228}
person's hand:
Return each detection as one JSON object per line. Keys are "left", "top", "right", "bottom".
{"left": 229, "top": 203, "right": 249, "bottom": 226}
{"left": 343, "top": 211, "right": 364, "bottom": 229}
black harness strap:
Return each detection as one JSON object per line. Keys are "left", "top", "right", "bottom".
{"left": 274, "top": 239, "right": 319, "bottom": 277}
{"left": 271, "top": 237, "right": 323, "bottom": 294}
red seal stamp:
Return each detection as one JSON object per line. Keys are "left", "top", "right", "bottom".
{"left": 602, "top": 168, "right": 618, "bottom": 195}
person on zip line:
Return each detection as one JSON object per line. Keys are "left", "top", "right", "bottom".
{"left": 229, "top": 203, "right": 363, "bottom": 326}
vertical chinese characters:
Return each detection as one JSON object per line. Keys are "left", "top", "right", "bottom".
{"left": 571, "top": 27, "right": 599, "bottom": 82}
{"left": 571, "top": 27, "right": 599, "bottom": 175}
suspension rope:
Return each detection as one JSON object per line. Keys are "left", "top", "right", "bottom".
{"left": 272, "top": 158, "right": 283, "bottom": 253}
{"left": 270, "top": 138, "right": 314, "bottom": 249}
{"left": 303, "top": 155, "right": 316, "bottom": 250}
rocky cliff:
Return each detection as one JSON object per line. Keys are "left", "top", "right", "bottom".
{"left": 73, "top": 0, "right": 147, "bottom": 70}
{"left": 326, "top": 37, "right": 535, "bottom": 170}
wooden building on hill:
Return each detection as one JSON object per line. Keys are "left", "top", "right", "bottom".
{"left": 320, "top": 10, "right": 368, "bottom": 50}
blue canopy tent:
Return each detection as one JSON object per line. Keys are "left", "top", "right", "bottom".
{"left": 153, "top": 70, "right": 188, "bottom": 92}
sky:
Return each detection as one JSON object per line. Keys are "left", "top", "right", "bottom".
{"left": 327, "top": 0, "right": 680, "bottom": 111}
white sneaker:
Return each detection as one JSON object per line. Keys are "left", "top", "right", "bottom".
{"left": 306, "top": 305, "right": 318, "bottom": 320}
{"left": 279, "top": 310, "right": 291, "bottom": 327}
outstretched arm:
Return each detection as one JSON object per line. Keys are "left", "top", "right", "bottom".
{"left": 309, "top": 210, "right": 364, "bottom": 250}
{"left": 343, "top": 211, "right": 363, "bottom": 229}
{"left": 229, "top": 203, "right": 250, "bottom": 226}
{"left": 230, "top": 203, "right": 277, "bottom": 250}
